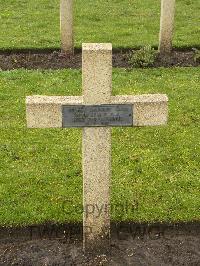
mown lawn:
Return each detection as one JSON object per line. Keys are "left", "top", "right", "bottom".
{"left": 0, "top": 68, "right": 199, "bottom": 226}
{"left": 0, "top": 0, "right": 199, "bottom": 50}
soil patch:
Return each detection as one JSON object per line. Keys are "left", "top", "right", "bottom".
{"left": 0, "top": 222, "right": 199, "bottom": 265}
{"left": 0, "top": 49, "right": 199, "bottom": 70}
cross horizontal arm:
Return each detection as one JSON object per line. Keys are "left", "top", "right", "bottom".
{"left": 26, "top": 94, "right": 168, "bottom": 128}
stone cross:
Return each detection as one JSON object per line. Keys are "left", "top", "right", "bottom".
{"left": 159, "top": 0, "right": 176, "bottom": 55}
{"left": 26, "top": 43, "right": 168, "bottom": 253}
{"left": 60, "top": 0, "right": 73, "bottom": 54}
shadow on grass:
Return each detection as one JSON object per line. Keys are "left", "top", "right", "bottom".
{"left": 0, "top": 45, "right": 200, "bottom": 55}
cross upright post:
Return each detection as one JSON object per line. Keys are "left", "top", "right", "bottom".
{"left": 60, "top": 0, "right": 73, "bottom": 54}
{"left": 26, "top": 43, "right": 168, "bottom": 254}
{"left": 82, "top": 44, "right": 112, "bottom": 253}
{"left": 159, "top": 0, "right": 176, "bottom": 55}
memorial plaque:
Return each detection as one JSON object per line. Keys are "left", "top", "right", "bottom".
{"left": 62, "top": 104, "right": 133, "bottom": 127}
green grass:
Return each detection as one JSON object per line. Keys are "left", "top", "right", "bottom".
{"left": 0, "top": 0, "right": 199, "bottom": 50}
{"left": 0, "top": 68, "right": 199, "bottom": 226}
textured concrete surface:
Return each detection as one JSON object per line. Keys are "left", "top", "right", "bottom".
{"left": 60, "top": 0, "right": 73, "bottom": 54}
{"left": 26, "top": 43, "right": 169, "bottom": 254}
{"left": 26, "top": 96, "right": 82, "bottom": 128}
{"left": 82, "top": 43, "right": 112, "bottom": 253}
{"left": 159, "top": 0, "right": 176, "bottom": 54}
{"left": 26, "top": 94, "right": 168, "bottom": 128}
{"left": 113, "top": 94, "right": 168, "bottom": 126}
